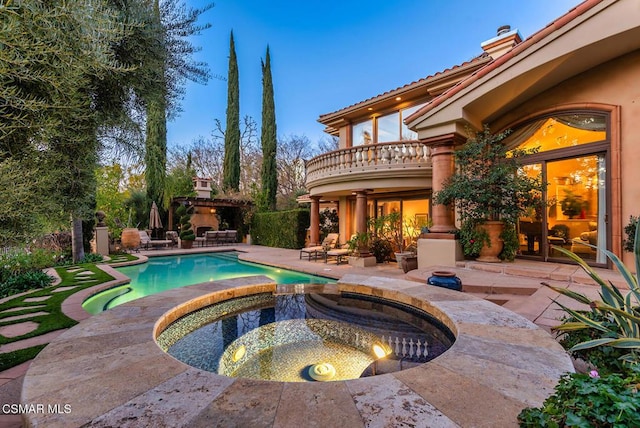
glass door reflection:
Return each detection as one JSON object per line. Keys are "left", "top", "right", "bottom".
{"left": 546, "top": 155, "right": 606, "bottom": 263}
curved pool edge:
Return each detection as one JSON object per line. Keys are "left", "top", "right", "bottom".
{"left": 22, "top": 274, "right": 573, "bottom": 428}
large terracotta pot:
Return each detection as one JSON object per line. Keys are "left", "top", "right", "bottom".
{"left": 181, "top": 239, "right": 194, "bottom": 249}
{"left": 121, "top": 228, "right": 140, "bottom": 250}
{"left": 476, "top": 221, "right": 504, "bottom": 263}
{"left": 400, "top": 255, "right": 418, "bottom": 273}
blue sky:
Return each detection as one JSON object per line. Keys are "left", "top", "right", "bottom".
{"left": 168, "top": 0, "right": 582, "bottom": 149}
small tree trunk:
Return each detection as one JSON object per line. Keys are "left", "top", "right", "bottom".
{"left": 71, "top": 214, "right": 85, "bottom": 263}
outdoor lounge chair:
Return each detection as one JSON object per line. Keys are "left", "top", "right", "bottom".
{"left": 165, "top": 231, "right": 178, "bottom": 248}
{"left": 299, "top": 233, "right": 339, "bottom": 260}
{"left": 324, "top": 234, "right": 355, "bottom": 264}
{"left": 138, "top": 231, "right": 172, "bottom": 250}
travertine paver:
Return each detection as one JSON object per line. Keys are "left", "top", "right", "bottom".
{"left": 52, "top": 286, "right": 76, "bottom": 293}
{"left": 347, "top": 374, "right": 459, "bottom": 427}
{"left": 0, "top": 311, "right": 48, "bottom": 323}
{"left": 0, "top": 321, "right": 39, "bottom": 338}
{"left": 23, "top": 296, "right": 51, "bottom": 302}
{"left": 21, "top": 274, "right": 574, "bottom": 427}
{"left": 0, "top": 330, "right": 66, "bottom": 353}
{"left": 76, "top": 271, "right": 95, "bottom": 276}
{"left": 1, "top": 305, "right": 46, "bottom": 313}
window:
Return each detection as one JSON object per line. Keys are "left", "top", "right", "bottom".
{"left": 352, "top": 120, "right": 372, "bottom": 146}
{"left": 351, "top": 102, "right": 426, "bottom": 146}
{"left": 401, "top": 104, "right": 423, "bottom": 140}
{"left": 377, "top": 112, "right": 400, "bottom": 143}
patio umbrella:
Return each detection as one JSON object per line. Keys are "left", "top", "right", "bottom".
{"left": 149, "top": 201, "right": 163, "bottom": 237}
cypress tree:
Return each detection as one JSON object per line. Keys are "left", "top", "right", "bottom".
{"left": 145, "top": 0, "right": 167, "bottom": 213}
{"left": 222, "top": 30, "right": 241, "bottom": 192}
{"left": 260, "top": 46, "right": 278, "bottom": 211}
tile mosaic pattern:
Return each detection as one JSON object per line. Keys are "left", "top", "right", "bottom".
{"left": 21, "top": 274, "right": 574, "bottom": 427}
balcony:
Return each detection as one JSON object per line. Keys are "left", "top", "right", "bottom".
{"left": 306, "top": 141, "right": 432, "bottom": 195}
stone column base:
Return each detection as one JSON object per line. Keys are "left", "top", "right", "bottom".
{"left": 92, "top": 226, "right": 110, "bottom": 256}
{"left": 417, "top": 235, "right": 464, "bottom": 268}
{"left": 348, "top": 256, "right": 377, "bottom": 267}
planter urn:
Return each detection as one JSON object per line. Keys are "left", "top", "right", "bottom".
{"left": 476, "top": 220, "right": 504, "bottom": 263}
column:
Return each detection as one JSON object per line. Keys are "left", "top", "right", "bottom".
{"left": 309, "top": 195, "right": 322, "bottom": 245}
{"left": 429, "top": 142, "right": 457, "bottom": 233}
{"left": 354, "top": 190, "right": 368, "bottom": 234}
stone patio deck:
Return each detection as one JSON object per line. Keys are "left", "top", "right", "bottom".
{"left": 3, "top": 244, "right": 621, "bottom": 427}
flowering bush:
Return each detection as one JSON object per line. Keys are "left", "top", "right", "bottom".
{"left": 0, "top": 248, "right": 63, "bottom": 283}
{"left": 0, "top": 248, "right": 62, "bottom": 297}
{"left": 518, "top": 368, "right": 640, "bottom": 427}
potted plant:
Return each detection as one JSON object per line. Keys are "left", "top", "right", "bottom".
{"left": 433, "top": 126, "right": 545, "bottom": 262}
{"left": 347, "top": 232, "right": 370, "bottom": 257}
{"left": 176, "top": 204, "right": 195, "bottom": 249}
{"left": 347, "top": 232, "right": 377, "bottom": 267}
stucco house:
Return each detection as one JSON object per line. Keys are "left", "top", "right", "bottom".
{"left": 306, "top": 0, "right": 640, "bottom": 269}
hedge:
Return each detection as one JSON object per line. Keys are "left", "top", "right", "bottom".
{"left": 252, "top": 209, "right": 309, "bottom": 249}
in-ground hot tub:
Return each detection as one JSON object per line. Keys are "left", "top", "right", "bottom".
{"left": 21, "top": 274, "right": 574, "bottom": 427}
{"left": 156, "top": 290, "right": 455, "bottom": 382}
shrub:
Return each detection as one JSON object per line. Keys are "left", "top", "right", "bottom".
{"left": 544, "top": 234, "right": 640, "bottom": 365}
{"left": 79, "top": 253, "right": 104, "bottom": 264}
{"left": 369, "top": 238, "right": 392, "bottom": 263}
{"left": 252, "top": 209, "right": 309, "bottom": 248}
{"left": 623, "top": 215, "right": 638, "bottom": 252}
{"left": 557, "top": 312, "right": 627, "bottom": 376}
{"left": 0, "top": 270, "right": 54, "bottom": 298}
{"left": 0, "top": 248, "right": 63, "bottom": 283}
{"left": 176, "top": 205, "right": 195, "bottom": 241}
{"left": 518, "top": 369, "right": 640, "bottom": 427}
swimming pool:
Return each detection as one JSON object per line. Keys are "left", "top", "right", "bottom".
{"left": 82, "top": 252, "right": 334, "bottom": 314}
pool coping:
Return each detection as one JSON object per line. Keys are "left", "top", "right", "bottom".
{"left": 21, "top": 273, "right": 573, "bottom": 427}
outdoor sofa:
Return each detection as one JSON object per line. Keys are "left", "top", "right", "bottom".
{"left": 203, "top": 230, "right": 238, "bottom": 246}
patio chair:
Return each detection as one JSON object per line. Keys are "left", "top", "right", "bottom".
{"left": 299, "top": 233, "right": 339, "bottom": 260}
{"left": 138, "top": 230, "right": 172, "bottom": 250}
{"left": 324, "top": 235, "right": 355, "bottom": 264}
{"left": 165, "top": 231, "right": 179, "bottom": 248}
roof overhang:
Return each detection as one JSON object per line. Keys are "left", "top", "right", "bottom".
{"left": 406, "top": 0, "right": 640, "bottom": 139}
{"left": 317, "top": 56, "right": 491, "bottom": 135}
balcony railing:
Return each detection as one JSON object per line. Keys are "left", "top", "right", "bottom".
{"left": 306, "top": 141, "right": 431, "bottom": 187}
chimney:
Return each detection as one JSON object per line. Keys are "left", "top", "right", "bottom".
{"left": 193, "top": 177, "right": 213, "bottom": 199}
{"left": 481, "top": 25, "right": 522, "bottom": 59}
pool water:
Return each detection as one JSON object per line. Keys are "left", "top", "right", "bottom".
{"left": 82, "top": 252, "right": 334, "bottom": 314}
{"left": 157, "top": 292, "right": 454, "bottom": 382}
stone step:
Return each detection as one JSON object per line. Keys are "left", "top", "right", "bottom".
{"left": 461, "top": 282, "right": 539, "bottom": 296}
{"left": 465, "top": 292, "right": 530, "bottom": 307}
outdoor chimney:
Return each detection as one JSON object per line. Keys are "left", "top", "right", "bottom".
{"left": 481, "top": 25, "right": 522, "bottom": 59}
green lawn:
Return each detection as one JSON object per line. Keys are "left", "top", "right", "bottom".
{"left": 0, "top": 255, "right": 136, "bottom": 371}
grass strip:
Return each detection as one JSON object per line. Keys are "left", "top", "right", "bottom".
{"left": 0, "top": 264, "right": 114, "bottom": 345}
{"left": 0, "top": 344, "right": 47, "bottom": 372}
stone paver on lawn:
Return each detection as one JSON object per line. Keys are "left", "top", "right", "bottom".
{"left": 0, "top": 321, "right": 40, "bottom": 338}
{"left": 23, "top": 296, "right": 51, "bottom": 303}
{"left": 51, "top": 286, "right": 77, "bottom": 293}
{"left": 0, "top": 330, "right": 67, "bottom": 353}
{"left": 0, "top": 312, "right": 49, "bottom": 323}
{"left": 1, "top": 305, "right": 47, "bottom": 313}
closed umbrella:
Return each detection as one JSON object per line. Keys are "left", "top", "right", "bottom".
{"left": 149, "top": 201, "right": 163, "bottom": 238}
